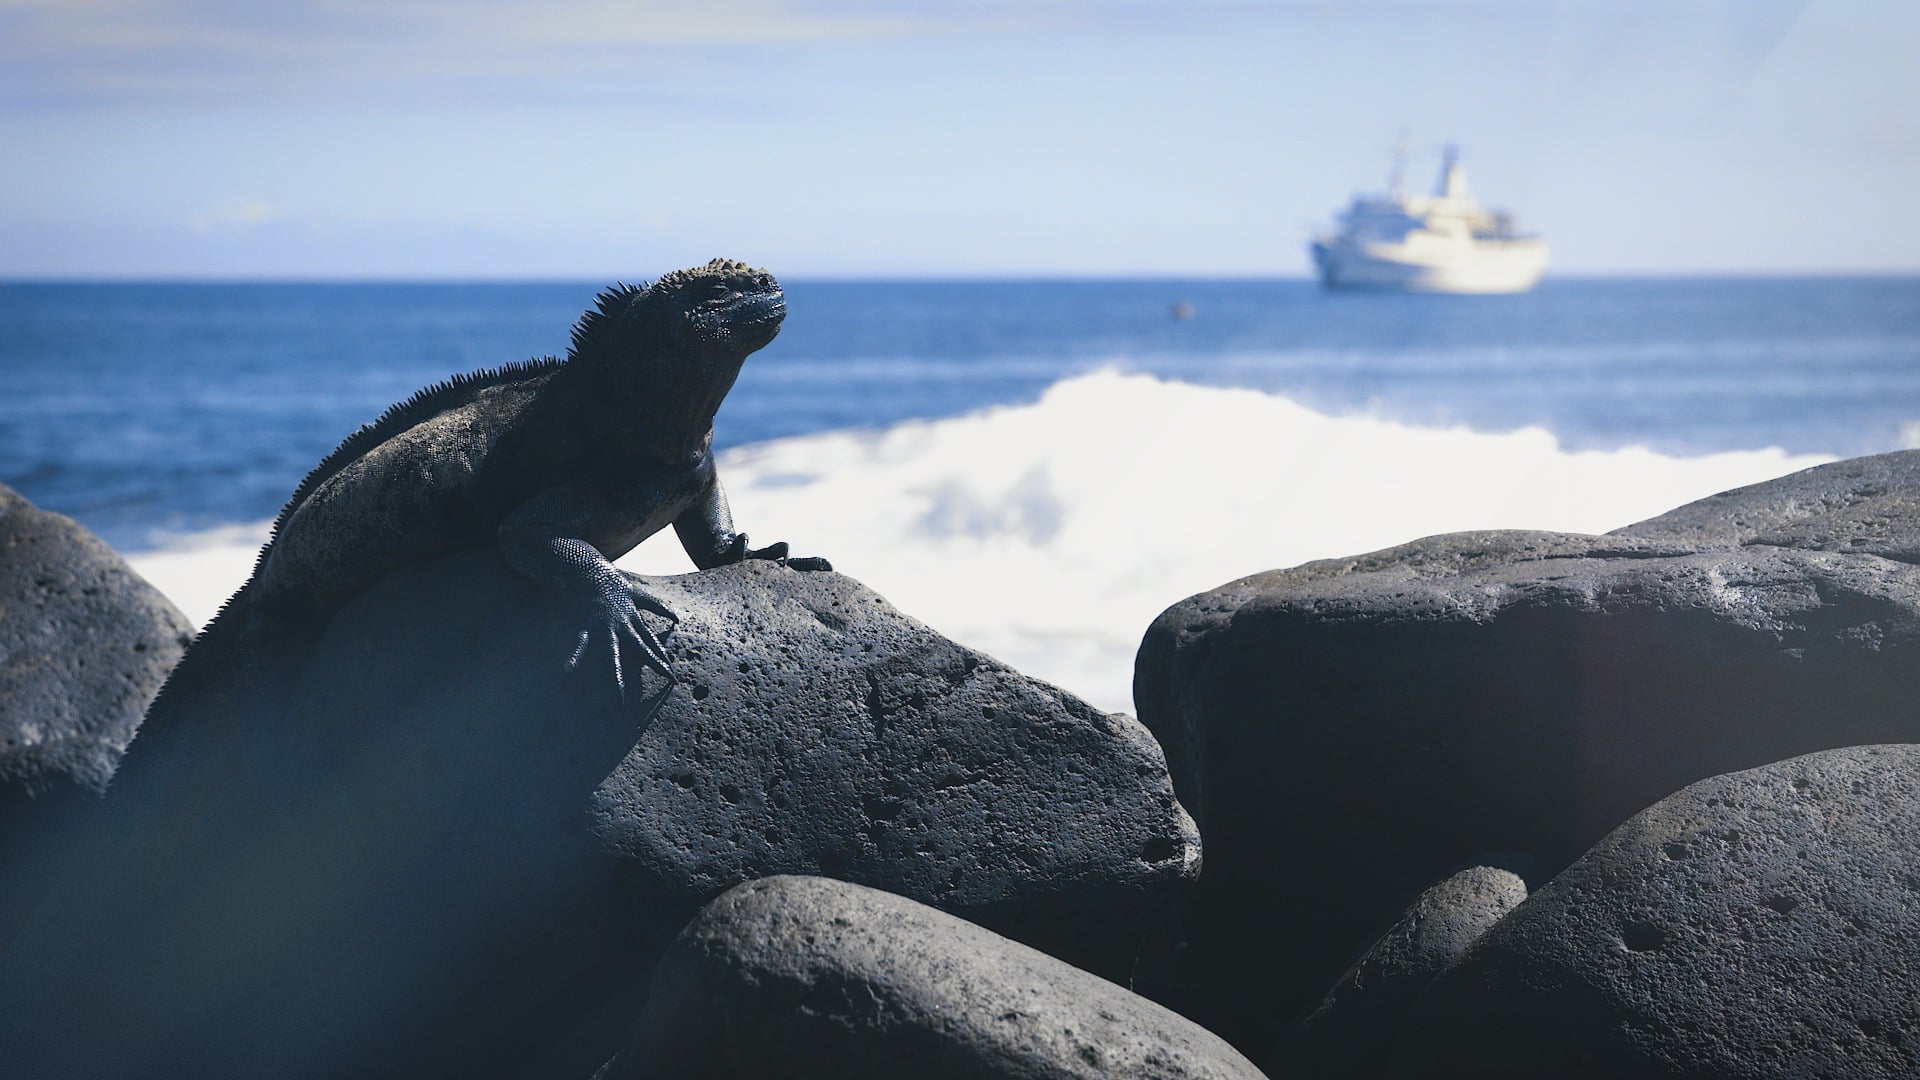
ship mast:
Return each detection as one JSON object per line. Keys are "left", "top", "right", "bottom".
{"left": 1389, "top": 131, "right": 1410, "bottom": 201}
{"left": 1436, "top": 142, "right": 1470, "bottom": 200}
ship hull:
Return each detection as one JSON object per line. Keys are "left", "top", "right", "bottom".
{"left": 1312, "top": 238, "right": 1548, "bottom": 295}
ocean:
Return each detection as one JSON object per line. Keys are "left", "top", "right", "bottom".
{"left": 3, "top": 276, "right": 1916, "bottom": 711}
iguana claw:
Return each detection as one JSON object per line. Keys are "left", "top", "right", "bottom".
{"left": 566, "top": 582, "right": 678, "bottom": 700}
{"left": 732, "top": 535, "right": 832, "bottom": 572}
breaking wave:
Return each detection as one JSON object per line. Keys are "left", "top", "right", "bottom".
{"left": 129, "top": 370, "right": 1834, "bottom": 714}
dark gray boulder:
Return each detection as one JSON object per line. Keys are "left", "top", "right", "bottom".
{"left": 0, "top": 483, "right": 191, "bottom": 795}
{"left": 1132, "top": 451, "right": 1920, "bottom": 1048}
{"left": 0, "top": 483, "right": 192, "bottom": 944}
{"left": 1611, "top": 449, "right": 1920, "bottom": 559}
{"left": 1276, "top": 865, "right": 1526, "bottom": 1078}
{"left": 610, "top": 874, "right": 1266, "bottom": 1080}
{"left": 1411, "top": 745, "right": 1920, "bottom": 1078}
{"left": 0, "top": 552, "right": 1198, "bottom": 1079}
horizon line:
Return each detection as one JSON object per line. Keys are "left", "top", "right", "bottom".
{"left": 5, "top": 268, "right": 1919, "bottom": 287}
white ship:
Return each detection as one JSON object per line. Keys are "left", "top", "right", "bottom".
{"left": 1310, "top": 143, "right": 1547, "bottom": 294}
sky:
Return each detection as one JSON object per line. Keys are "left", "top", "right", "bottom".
{"left": 1, "top": 0, "right": 1915, "bottom": 278}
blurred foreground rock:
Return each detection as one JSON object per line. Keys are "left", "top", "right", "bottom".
{"left": 611, "top": 875, "right": 1264, "bottom": 1080}
{"left": 1412, "top": 745, "right": 1920, "bottom": 1078}
{"left": 0, "top": 483, "right": 192, "bottom": 946}
{"left": 1134, "top": 450, "right": 1920, "bottom": 1050}
{"left": 0, "top": 554, "right": 1197, "bottom": 1079}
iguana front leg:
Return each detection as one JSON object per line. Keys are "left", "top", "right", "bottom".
{"left": 673, "top": 473, "right": 831, "bottom": 572}
{"left": 499, "top": 480, "right": 680, "bottom": 699}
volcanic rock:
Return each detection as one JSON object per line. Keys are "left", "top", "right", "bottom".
{"left": 0, "top": 483, "right": 192, "bottom": 945}
{"left": 1411, "top": 745, "right": 1920, "bottom": 1078}
{"left": 609, "top": 874, "right": 1265, "bottom": 1080}
{"left": 1, "top": 552, "right": 1197, "bottom": 1078}
{"left": 1611, "top": 449, "right": 1920, "bottom": 558}
{"left": 1276, "top": 864, "right": 1526, "bottom": 1078}
{"left": 1133, "top": 451, "right": 1920, "bottom": 1049}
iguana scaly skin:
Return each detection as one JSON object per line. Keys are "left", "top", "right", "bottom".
{"left": 147, "top": 258, "right": 824, "bottom": 727}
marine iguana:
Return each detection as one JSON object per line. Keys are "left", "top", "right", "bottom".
{"left": 0, "top": 262, "right": 835, "bottom": 1074}
{"left": 148, "top": 257, "right": 826, "bottom": 724}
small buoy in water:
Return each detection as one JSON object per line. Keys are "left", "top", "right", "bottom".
{"left": 1171, "top": 301, "right": 1195, "bottom": 320}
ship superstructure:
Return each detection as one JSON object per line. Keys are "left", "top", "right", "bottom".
{"left": 1311, "top": 143, "right": 1547, "bottom": 294}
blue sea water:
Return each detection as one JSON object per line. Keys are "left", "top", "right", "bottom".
{"left": 1, "top": 276, "right": 1917, "bottom": 554}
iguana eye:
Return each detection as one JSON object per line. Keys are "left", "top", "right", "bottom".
{"left": 707, "top": 283, "right": 731, "bottom": 301}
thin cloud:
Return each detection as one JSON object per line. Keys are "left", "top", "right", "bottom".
{"left": 188, "top": 200, "right": 281, "bottom": 232}
{"left": 0, "top": 0, "right": 1041, "bottom": 106}
{"left": 1, "top": 0, "right": 1523, "bottom": 108}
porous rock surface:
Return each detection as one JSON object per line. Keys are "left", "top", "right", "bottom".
{"left": 1276, "top": 864, "right": 1526, "bottom": 1078}
{"left": 1133, "top": 451, "right": 1920, "bottom": 1047}
{"left": 609, "top": 875, "right": 1266, "bottom": 1080}
{"left": 0, "top": 484, "right": 191, "bottom": 794}
{"left": 1, "top": 552, "right": 1198, "bottom": 1079}
{"left": 0, "top": 483, "right": 192, "bottom": 943}
{"left": 1611, "top": 450, "right": 1920, "bottom": 558}
{"left": 1411, "top": 745, "right": 1920, "bottom": 1078}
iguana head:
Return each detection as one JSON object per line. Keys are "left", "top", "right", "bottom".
{"left": 648, "top": 257, "right": 786, "bottom": 358}
{"left": 567, "top": 260, "right": 785, "bottom": 444}
{"left": 571, "top": 258, "right": 784, "bottom": 371}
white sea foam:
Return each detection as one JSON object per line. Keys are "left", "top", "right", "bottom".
{"left": 129, "top": 371, "right": 1834, "bottom": 715}
{"left": 126, "top": 521, "right": 270, "bottom": 630}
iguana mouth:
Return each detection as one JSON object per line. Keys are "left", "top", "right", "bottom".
{"left": 714, "top": 290, "right": 785, "bottom": 351}
{"left": 725, "top": 289, "right": 786, "bottom": 329}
